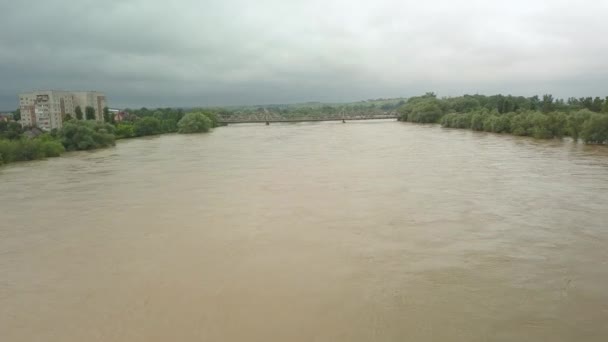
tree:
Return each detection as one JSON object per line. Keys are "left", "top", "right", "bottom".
{"left": 60, "top": 121, "right": 115, "bottom": 151}
{"left": 398, "top": 97, "right": 444, "bottom": 123}
{"left": 115, "top": 123, "right": 135, "bottom": 138}
{"left": 75, "top": 106, "right": 83, "bottom": 120}
{"left": 85, "top": 106, "right": 96, "bottom": 120}
{"left": 12, "top": 108, "right": 21, "bottom": 121}
{"left": 0, "top": 135, "right": 64, "bottom": 164}
{"left": 541, "top": 94, "right": 554, "bottom": 113}
{"left": 580, "top": 113, "right": 608, "bottom": 144}
{"left": 591, "top": 97, "right": 604, "bottom": 112}
{"left": 103, "top": 106, "right": 112, "bottom": 123}
{"left": 567, "top": 110, "right": 593, "bottom": 142}
{"left": 0, "top": 121, "right": 23, "bottom": 140}
{"left": 177, "top": 112, "right": 213, "bottom": 133}
{"left": 64, "top": 114, "right": 73, "bottom": 122}
{"left": 133, "top": 117, "right": 162, "bottom": 136}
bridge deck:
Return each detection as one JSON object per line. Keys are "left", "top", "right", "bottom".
{"left": 219, "top": 115, "right": 399, "bottom": 124}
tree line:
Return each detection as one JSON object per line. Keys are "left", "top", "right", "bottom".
{"left": 0, "top": 108, "right": 220, "bottom": 166}
{"left": 398, "top": 93, "right": 608, "bottom": 144}
{"left": 227, "top": 98, "right": 406, "bottom": 118}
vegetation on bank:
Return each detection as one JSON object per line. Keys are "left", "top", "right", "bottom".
{"left": 398, "top": 93, "right": 608, "bottom": 144}
{"left": 0, "top": 135, "right": 64, "bottom": 165}
{"left": 0, "top": 108, "right": 220, "bottom": 166}
{"left": 59, "top": 121, "right": 116, "bottom": 151}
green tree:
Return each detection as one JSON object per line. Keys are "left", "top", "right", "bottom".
{"left": 470, "top": 111, "right": 487, "bottom": 131}
{"left": 115, "top": 123, "right": 135, "bottom": 138}
{"left": 75, "top": 106, "right": 83, "bottom": 120}
{"left": 177, "top": 112, "right": 213, "bottom": 133}
{"left": 529, "top": 112, "right": 553, "bottom": 139}
{"left": 580, "top": 113, "right": 608, "bottom": 144}
{"left": 103, "top": 106, "right": 113, "bottom": 123}
{"left": 567, "top": 110, "right": 593, "bottom": 142}
{"left": 60, "top": 121, "right": 115, "bottom": 151}
{"left": 510, "top": 112, "right": 532, "bottom": 136}
{"left": 85, "top": 106, "right": 96, "bottom": 120}
{"left": 591, "top": 97, "right": 604, "bottom": 112}
{"left": 13, "top": 108, "right": 21, "bottom": 121}
{"left": 161, "top": 119, "right": 178, "bottom": 133}
{"left": 64, "top": 114, "right": 73, "bottom": 122}
{"left": 0, "top": 121, "right": 23, "bottom": 140}
{"left": 541, "top": 94, "right": 554, "bottom": 113}
{"left": 133, "top": 117, "right": 162, "bottom": 136}
{"left": 398, "top": 97, "right": 444, "bottom": 123}
{"left": 0, "top": 135, "right": 64, "bottom": 164}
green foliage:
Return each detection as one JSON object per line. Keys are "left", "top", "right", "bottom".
{"left": 470, "top": 111, "right": 487, "bottom": 131}
{"left": 445, "top": 96, "right": 480, "bottom": 113}
{"left": 0, "top": 121, "right": 23, "bottom": 140}
{"left": 541, "top": 94, "right": 554, "bottom": 113}
{"left": 133, "top": 117, "right": 162, "bottom": 136}
{"left": 202, "top": 111, "right": 220, "bottom": 127}
{"left": 160, "top": 119, "right": 178, "bottom": 133}
{"left": 85, "top": 106, "right": 96, "bottom": 120}
{"left": 177, "top": 112, "right": 213, "bottom": 133}
{"left": 580, "top": 113, "right": 608, "bottom": 144}
{"left": 398, "top": 95, "right": 445, "bottom": 123}
{"left": 567, "top": 110, "right": 593, "bottom": 141}
{"left": 103, "top": 107, "right": 113, "bottom": 123}
{"left": 115, "top": 123, "right": 135, "bottom": 139}
{"left": 0, "top": 136, "right": 64, "bottom": 165}
{"left": 482, "top": 114, "right": 510, "bottom": 133}
{"left": 13, "top": 108, "right": 21, "bottom": 121}
{"left": 75, "top": 106, "right": 83, "bottom": 120}
{"left": 412, "top": 93, "right": 605, "bottom": 144}
{"left": 60, "top": 121, "right": 115, "bottom": 151}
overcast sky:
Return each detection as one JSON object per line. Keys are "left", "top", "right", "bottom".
{"left": 1, "top": 0, "right": 607, "bottom": 109}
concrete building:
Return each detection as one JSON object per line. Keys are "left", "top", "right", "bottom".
{"left": 18, "top": 90, "right": 107, "bottom": 130}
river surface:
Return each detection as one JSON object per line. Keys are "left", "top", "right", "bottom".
{"left": 1, "top": 121, "right": 608, "bottom": 341}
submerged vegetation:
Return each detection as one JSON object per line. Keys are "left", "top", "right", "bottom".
{"left": 398, "top": 93, "right": 608, "bottom": 144}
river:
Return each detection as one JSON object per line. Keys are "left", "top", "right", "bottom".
{"left": 1, "top": 121, "right": 608, "bottom": 341}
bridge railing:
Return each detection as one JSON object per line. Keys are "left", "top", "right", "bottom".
{"left": 217, "top": 111, "right": 398, "bottom": 123}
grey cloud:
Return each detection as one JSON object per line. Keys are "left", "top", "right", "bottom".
{"left": 1, "top": 0, "right": 608, "bottom": 109}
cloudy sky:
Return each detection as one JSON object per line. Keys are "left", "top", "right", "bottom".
{"left": 1, "top": 0, "right": 607, "bottom": 109}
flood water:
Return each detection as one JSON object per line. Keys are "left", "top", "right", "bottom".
{"left": 1, "top": 121, "right": 608, "bottom": 341}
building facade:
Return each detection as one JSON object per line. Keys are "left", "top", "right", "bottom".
{"left": 18, "top": 90, "right": 107, "bottom": 130}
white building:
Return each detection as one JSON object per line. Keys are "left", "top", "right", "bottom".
{"left": 18, "top": 90, "right": 107, "bottom": 131}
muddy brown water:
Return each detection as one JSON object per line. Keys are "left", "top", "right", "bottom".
{"left": 1, "top": 121, "right": 608, "bottom": 341}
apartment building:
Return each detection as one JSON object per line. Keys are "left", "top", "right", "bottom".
{"left": 18, "top": 90, "right": 107, "bottom": 130}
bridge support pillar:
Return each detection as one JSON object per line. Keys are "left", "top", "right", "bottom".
{"left": 266, "top": 121, "right": 269, "bottom": 125}
{"left": 342, "top": 119, "right": 345, "bottom": 123}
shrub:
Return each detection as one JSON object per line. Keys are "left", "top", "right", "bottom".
{"left": 60, "top": 121, "right": 115, "bottom": 151}
{"left": 133, "top": 117, "right": 162, "bottom": 136}
{"left": 0, "top": 137, "right": 64, "bottom": 164}
{"left": 177, "top": 112, "right": 213, "bottom": 133}
{"left": 115, "top": 123, "right": 135, "bottom": 139}
{"left": 581, "top": 113, "right": 608, "bottom": 144}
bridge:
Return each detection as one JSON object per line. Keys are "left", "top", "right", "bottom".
{"left": 217, "top": 109, "right": 399, "bottom": 124}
